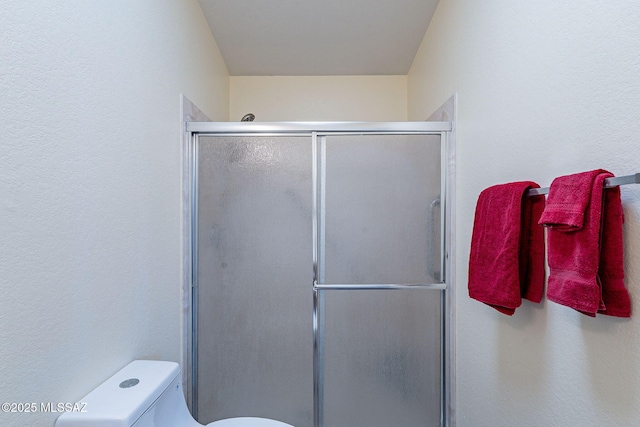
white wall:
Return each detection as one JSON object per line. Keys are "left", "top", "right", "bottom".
{"left": 0, "top": 1, "right": 228, "bottom": 425}
{"left": 409, "top": 1, "right": 640, "bottom": 426}
{"left": 230, "top": 75, "right": 407, "bottom": 121}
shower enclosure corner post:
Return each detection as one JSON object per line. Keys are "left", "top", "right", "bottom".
{"left": 440, "top": 123, "right": 456, "bottom": 427}
{"left": 440, "top": 129, "right": 449, "bottom": 427}
{"left": 188, "top": 130, "right": 200, "bottom": 418}
{"left": 181, "top": 96, "right": 211, "bottom": 419}
{"left": 182, "top": 122, "right": 194, "bottom": 413}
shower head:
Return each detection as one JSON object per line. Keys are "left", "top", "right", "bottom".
{"left": 241, "top": 113, "right": 255, "bottom": 122}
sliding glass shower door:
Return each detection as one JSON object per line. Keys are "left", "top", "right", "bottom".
{"left": 192, "top": 124, "right": 448, "bottom": 427}
{"left": 196, "top": 136, "right": 314, "bottom": 426}
{"left": 317, "top": 135, "right": 442, "bottom": 427}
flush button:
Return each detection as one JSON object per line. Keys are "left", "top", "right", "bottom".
{"left": 119, "top": 378, "right": 140, "bottom": 388}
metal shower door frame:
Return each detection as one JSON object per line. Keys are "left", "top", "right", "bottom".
{"left": 184, "top": 121, "right": 454, "bottom": 427}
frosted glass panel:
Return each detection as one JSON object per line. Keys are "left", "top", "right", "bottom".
{"left": 194, "top": 131, "right": 446, "bottom": 427}
{"left": 322, "top": 290, "right": 442, "bottom": 427}
{"left": 196, "top": 136, "right": 313, "bottom": 427}
{"left": 323, "top": 135, "right": 441, "bottom": 284}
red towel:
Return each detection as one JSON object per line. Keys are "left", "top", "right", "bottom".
{"left": 540, "top": 170, "right": 631, "bottom": 317}
{"left": 468, "top": 182, "right": 546, "bottom": 315}
{"left": 599, "top": 185, "right": 631, "bottom": 317}
{"left": 537, "top": 171, "right": 601, "bottom": 230}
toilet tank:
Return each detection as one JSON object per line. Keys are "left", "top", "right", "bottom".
{"left": 55, "top": 360, "right": 191, "bottom": 427}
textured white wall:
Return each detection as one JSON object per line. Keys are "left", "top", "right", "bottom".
{"left": 230, "top": 75, "right": 408, "bottom": 121}
{"left": 409, "top": 1, "right": 640, "bottom": 426}
{"left": 0, "top": 1, "right": 228, "bottom": 425}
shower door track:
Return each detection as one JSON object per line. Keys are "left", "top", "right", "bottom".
{"left": 185, "top": 121, "right": 454, "bottom": 427}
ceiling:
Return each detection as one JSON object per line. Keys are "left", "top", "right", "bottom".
{"left": 198, "top": 0, "right": 440, "bottom": 76}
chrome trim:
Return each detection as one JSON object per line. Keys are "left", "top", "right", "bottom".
{"left": 312, "top": 288, "right": 320, "bottom": 427}
{"left": 191, "top": 133, "right": 200, "bottom": 419}
{"left": 313, "top": 282, "right": 447, "bottom": 291}
{"left": 318, "top": 136, "right": 326, "bottom": 287}
{"left": 312, "top": 132, "right": 318, "bottom": 289}
{"left": 440, "top": 132, "right": 447, "bottom": 285}
{"left": 196, "top": 132, "right": 312, "bottom": 138}
{"left": 187, "top": 121, "right": 452, "bottom": 134}
{"left": 311, "top": 132, "right": 320, "bottom": 427}
{"left": 440, "top": 131, "right": 447, "bottom": 427}
{"left": 312, "top": 134, "right": 327, "bottom": 427}
{"left": 440, "top": 289, "right": 446, "bottom": 427}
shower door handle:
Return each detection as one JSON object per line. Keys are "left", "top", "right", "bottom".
{"left": 427, "top": 197, "right": 441, "bottom": 282}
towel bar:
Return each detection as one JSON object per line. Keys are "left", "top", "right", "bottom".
{"left": 526, "top": 172, "right": 640, "bottom": 197}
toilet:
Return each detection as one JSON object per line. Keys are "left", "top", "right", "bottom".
{"left": 55, "top": 360, "right": 294, "bottom": 427}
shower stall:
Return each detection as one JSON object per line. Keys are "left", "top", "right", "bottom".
{"left": 184, "top": 121, "right": 454, "bottom": 427}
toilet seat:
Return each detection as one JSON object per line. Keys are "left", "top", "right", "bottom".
{"left": 207, "top": 417, "right": 294, "bottom": 427}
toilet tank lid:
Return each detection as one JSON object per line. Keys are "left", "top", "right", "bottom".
{"left": 55, "top": 360, "right": 180, "bottom": 427}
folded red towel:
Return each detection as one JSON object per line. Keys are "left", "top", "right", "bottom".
{"left": 538, "top": 170, "right": 604, "bottom": 230}
{"left": 540, "top": 170, "right": 631, "bottom": 317}
{"left": 468, "top": 182, "right": 546, "bottom": 315}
